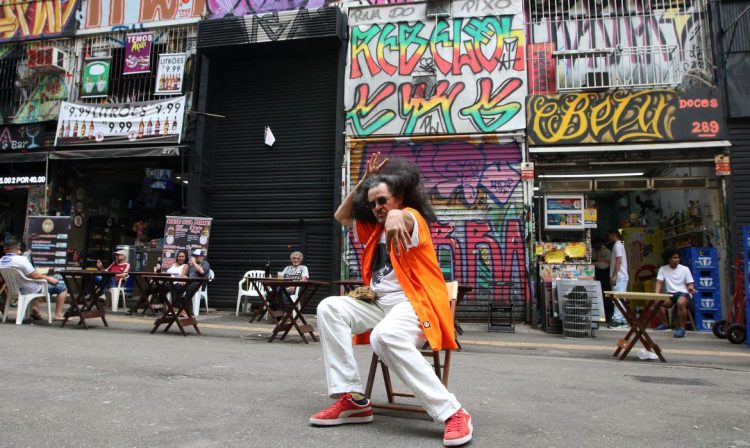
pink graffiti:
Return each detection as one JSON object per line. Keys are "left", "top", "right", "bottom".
{"left": 206, "top": 0, "right": 326, "bottom": 18}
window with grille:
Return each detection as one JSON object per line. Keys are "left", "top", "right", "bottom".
{"left": 525, "top": 0, "right": 714, "bottom": 92}
{"left": 72, "top": 26, "right": 197, "bottom": 104}
{"left": 0, "top": 39, "right": 75, "bottom": 124}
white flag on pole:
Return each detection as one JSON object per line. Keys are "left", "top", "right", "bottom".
{"left": 264, "top": 126, "right": 276, "bottom": 147}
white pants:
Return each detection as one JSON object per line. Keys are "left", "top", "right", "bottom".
{"left": 612, "top": 277, "right": 628, "bottom": 322}
{"left": 317, "top": 296, "right": 461, "bottom": 422}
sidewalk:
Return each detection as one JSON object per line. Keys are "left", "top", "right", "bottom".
{"left": 19, "top": 306, "right": 750, "bottom": 369}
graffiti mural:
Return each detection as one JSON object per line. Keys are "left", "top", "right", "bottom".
{"left": 345, "top": 4, "right": 527, "bottom": 137}
{"left": 0, "top": 0, "right": 78, "bottom": 43}
{"left": 345, "top": 140, "right": 529, "bottom": 302}
{"left": 526, "top": 87, "right": 727, "bottom": 145}
{"left": 79, "top": 0, "right": 204, "bottom": 30}
{"left": 528, "top": 2, "right": 709, "bottom": 89}
{"left": 206, "top": 0, "right": 330, "bottom": 18}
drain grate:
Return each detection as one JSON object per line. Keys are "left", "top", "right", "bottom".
{"left": 627, "top": 375, "right": 711, "bottom": 386}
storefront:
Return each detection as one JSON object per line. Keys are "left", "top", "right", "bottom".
{"left": 195, "top": 7, "right": 347, "bottom": 307}
{"left": 526, "top": 87, "right": 731, "bottom": 332}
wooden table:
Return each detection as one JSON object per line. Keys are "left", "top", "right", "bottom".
{"left": 59, "top": 270, "right": 115, "bottom": 329}
{"left": 251, "top": 278, "right": 327, "bottom": 343}
{"left": 604, "top": 291, "right": 673, "bottom": 362}
{"left": 127, "top": 272, "right": 169, "bottom": 315}
{"left": 144, "top": 274, "right": 209, "bottom": 336}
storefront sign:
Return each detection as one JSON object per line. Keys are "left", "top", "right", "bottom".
{"left": 715, "top": 154, "right": 731, "bottom": 176}
{"left": 81, "top": 58, "right": 111, "bottom": 98}
{"left": 545, "top": 194, "right": 584, "bottom": 230}
{"left": 28, "top": 216, "right": 70, "bottom": 273}
{"left": 124, "top": 32, "right": 153, "bottom": 75}
{"left": 521, "top": 162, "right": 534, "bottom": 181}
{"left": 527, "top": 87, "right": 727, "bottom": 145}
{"left": 0, "top": 124, "right": 44, "bottom": 152}
{"left": 54, "top": 97, "right": 186, "bottom": 146}
{"left": 161, "top": 215, "right": 213, "bottom": 269}
{"left": 154, "top": 53, "right": 186, "bottom": 95}
{"left": 0, "top": 175, "right": 46, "bottom": 186}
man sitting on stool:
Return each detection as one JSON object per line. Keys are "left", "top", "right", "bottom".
{"left": 654, "top": 248, "right": 696, "bottom": 338}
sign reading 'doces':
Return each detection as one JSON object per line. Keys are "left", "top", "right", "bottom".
{"left": 55, "top": 97, "right": 185, "bottom": 146}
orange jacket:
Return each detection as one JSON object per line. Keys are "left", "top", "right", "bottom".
{"left": 353, "top": 207, "right": 457, "bottom": 351}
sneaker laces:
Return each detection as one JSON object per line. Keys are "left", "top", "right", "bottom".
{"left": 319, "top": 394, "right": 353, "bottom": 417}
{"left": 445, "top": 409, "right": 465, "bottom": 432}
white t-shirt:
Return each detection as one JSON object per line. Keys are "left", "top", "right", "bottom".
{"left": 0, "top": 252, "right": 42, "bottom": 294}
{"left": 657, "top": 264, "right": 694, "bottom": 294}
{"left": 166, "top": 264, "right": 186, "bottom": 277}
{"left": 357, "top": 212, "right": 420, "bottom": 307}
{"left": 282, "top": 264, "right": 309, "bottom": 280}
{"left": 609, "top": 240, "right": 628, "bottom": 279}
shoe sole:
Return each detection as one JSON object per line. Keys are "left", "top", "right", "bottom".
{"left": 443, "top": 419, "right": 473, "bottom": 446}
{"left": 309, "top": 415, "right": 373, "bottom": 426}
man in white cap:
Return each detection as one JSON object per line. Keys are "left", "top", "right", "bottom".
{"left": 95, "top": 249, "right": 131, "bottom": 290}
{"left": 172, "top": 248, "right": 210, "bottom": 308}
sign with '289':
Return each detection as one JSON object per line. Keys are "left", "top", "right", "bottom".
{"left": 54, "top": 97, "right": 185, "bottom": 146}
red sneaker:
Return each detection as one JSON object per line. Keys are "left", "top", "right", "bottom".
{"left": 443, "top": 408, "right": 473, "bottom": 446}
{"left": 309, "top": 393, "right": 373, "bottom": 426}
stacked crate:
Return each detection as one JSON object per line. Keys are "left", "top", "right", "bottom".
{"left": 679, "top": 247, "right": 721, "bottom": 332}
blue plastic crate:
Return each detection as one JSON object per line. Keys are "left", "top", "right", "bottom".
{"left": 680, "top": 247, "right": 718, "bottom": 270}
{"left": 694, "top": 310, "right": 721, "bottom": 332}
{"left": 694, "top": 269, "right": 719, "bottom": 289}
{"left": 692, "top": 290, "right": 721, "bottom": 312}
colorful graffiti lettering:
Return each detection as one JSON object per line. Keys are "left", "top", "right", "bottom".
{"left": 345, "top": 15, "right": 527, "bottom": 137}
{"left": 13, "top": 73, "right": 69, "bottom": 124}
{"left": 0, "top": 0, "right": 77, "bottom": 43}
{"left": 206, "top": 0, "right": 327, "bottom": 18}
{"left": 345, "top": 141, "right": 529, "bottom": 301}
{"left": 526, "top": 88, "right": 726, "bottom": 145}
{"left": 80, "top": 0, "right": 204, "bottom": 30}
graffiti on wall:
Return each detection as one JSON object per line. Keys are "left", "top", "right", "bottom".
{"left": 345, "top": 10, "right": 527, "bottom": 137}
{"left": 206, "top": 0, "right": 330, "bottom": 18}
{"left": 526, "top": 87, "right": 727, "bottom": 145}
{"left": 0, "top": 0, "right": 78, "bottom": 42}
{"left": 528, "top": 3, "right": 709, "bottom": 88}
{"left": 79, "top": 0, "right": 204, "bottom": 30}
{"left": 346, "top": 140, "right": 529, "bottom": 300}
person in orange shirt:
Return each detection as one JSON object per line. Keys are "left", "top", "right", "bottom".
{"left": 309, "top": 153, "right": 472, "bottom": 447}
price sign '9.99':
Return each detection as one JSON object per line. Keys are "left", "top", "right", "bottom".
{"left": 155, "top": 53, "right": 186, "bottom": 96}
{"left": 54, "top": 97, "right": 186, "bottom": 146}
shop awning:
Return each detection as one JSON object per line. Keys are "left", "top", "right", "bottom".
{"left": 529, "top": 140, "right": 732, "bottom": 153}
{"left": 0, "top": 152, "right": 48, "bottom": 163}
{"left": 48, "top": 146, "right": 182, "bottom": 159}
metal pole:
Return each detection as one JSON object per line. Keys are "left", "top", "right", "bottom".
{"left": 44, "top": 152, "right": 49, "bottom": 215}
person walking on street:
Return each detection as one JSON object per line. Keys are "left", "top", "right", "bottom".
{"left": 607, "top": 229, "right": 628, "bottom": 328}
{"left": 309, "top": 153, "right": 472, "bottom": 447}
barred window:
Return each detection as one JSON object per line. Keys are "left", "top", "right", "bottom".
{"left": 72, "top": 25, "right": 198, "bottom": 104}
{"left": 0, "top": 39, "right": 75, "bottom": 124}
{"left": 525, "top": 0, "right": 713, "bottom": 92}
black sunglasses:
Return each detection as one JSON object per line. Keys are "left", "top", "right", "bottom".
{"left": 367, "top": 195, "right": 391, "bottom": 209}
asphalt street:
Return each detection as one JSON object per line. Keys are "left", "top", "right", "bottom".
{"left": 1, "top": 312, "right": 749, "bottom": 448}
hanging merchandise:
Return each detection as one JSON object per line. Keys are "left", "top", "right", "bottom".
{"left": 80, "top": 57, "right": 111, "bottom": 98}
{"left": 123, "top": 32, "right": 153, "bottom": 75}
{"left": 154, "top": 53, "right": 186, "bottom": 95}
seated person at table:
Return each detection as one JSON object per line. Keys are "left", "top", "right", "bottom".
{"left": 1, "top": 237, "right": 68, "bottom": 321}
{"left": 171, "top": 249, "right": 210, "bottom": 309}
{"left": 270, "top": 251, "right": 309, "bottom": 309}
{"left": 95, "top": 250, "right": 131, "bottom": 290}
{"left": 165, "top": 251, "right": 190, "bottom": 278}
{"left": 654, "top": 248, "right": 696, "bottom": 338}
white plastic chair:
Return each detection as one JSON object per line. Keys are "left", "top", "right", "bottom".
{"left": 236, "top": 270, "right": 266, "bottom": 316}
{"left": 0, "top": 267, "right": 52, "bottom": 325}
{"left": 110, "top": 276, "right": 128, "bottom": 312}
{"left": 192, "top": 269, "right": 214, "bottom": 316}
